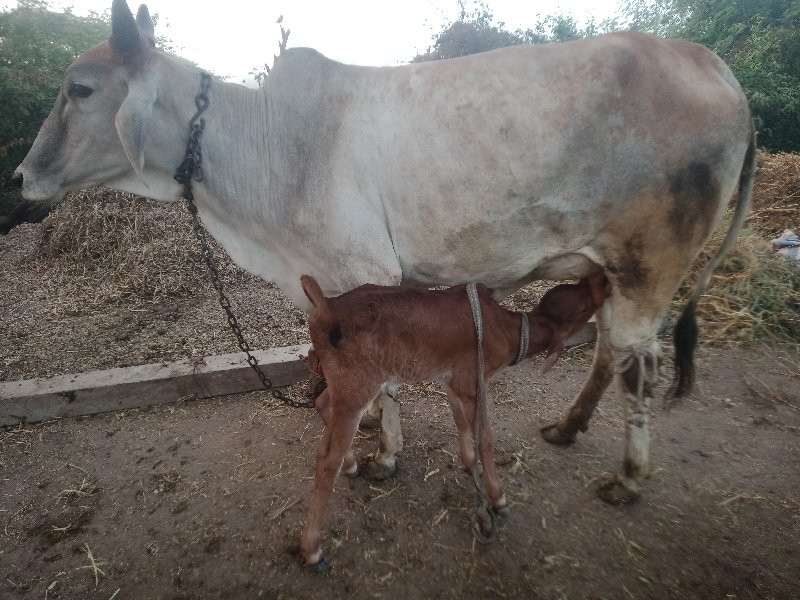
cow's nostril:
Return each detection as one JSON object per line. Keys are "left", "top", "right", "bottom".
{"left": 10, "top": 172, "right": 23, "bottom": 189}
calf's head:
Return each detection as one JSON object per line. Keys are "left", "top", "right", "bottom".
{"left": 535, "top": 278, "right": 608, "bottom": 372}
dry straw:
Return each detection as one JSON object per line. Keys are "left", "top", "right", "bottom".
{"left": 676, "top": 227, "right": 800, "bottom": 348}
{"left": 750, "top": 150, "right": 800, "bottom": 235}
{"left": 35, "top": 188, "right": 257, "bottom": 307}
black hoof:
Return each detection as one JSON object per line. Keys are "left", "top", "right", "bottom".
{"left": 309, "top": 556, "right": 329, "bottom": 573}
{"left": 493, "top": 505, "right": 511, "bottom": 520}
{"left": 595, "top": 475, "right": 641, "bottom": 506}
{"left": 472, "top": 506, "right": 496, "bottom": 543}
{"left": 360, "top": 457, "right": 397, "bottom": 481}
{"left": 540, "top": 422, "right": 577, "bottom": 446}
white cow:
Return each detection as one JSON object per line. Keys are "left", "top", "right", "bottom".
{"left": 14, "top": 0, "right": 754, "bottom": 506}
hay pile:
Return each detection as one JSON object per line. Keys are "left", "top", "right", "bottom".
{"left": 751, "top": 150, "right": 800, "bottom": 235}
{"left": 35, "top": 188, "right": 258, "bottom": 308}
{"left": 676, "top": 225, "right": 800, "bottom": 347}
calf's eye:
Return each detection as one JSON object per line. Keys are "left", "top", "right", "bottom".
{"left": 68, "top": 83, "right": 94, "bottom": 98}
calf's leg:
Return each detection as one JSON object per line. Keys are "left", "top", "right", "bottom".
{"left": 445, "top": 386, "right": 476, "bottom": 471}
{"left": 447, "top": 385, "right": 507, "bottom": 512}
{"left": 301, "top": 393, "right": 365, "bottom": 569}
{"left": 315, "top": 389, "right": 357, "bottom": 475}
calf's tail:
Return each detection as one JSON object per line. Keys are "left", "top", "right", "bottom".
{"left": 300, "top": 275, "right": 342, "bottom": 348}
{"left": 671, "top": 123, "right": 756, "bottom": 397}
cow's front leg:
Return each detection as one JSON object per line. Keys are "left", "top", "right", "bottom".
{"left": 595, "top": 342, "right": 660, "bottom": 505}
{"left": 361, "top": 384, "right": 402, "bottom": 481}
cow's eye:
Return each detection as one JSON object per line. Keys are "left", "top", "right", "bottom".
{"left": 68, "top": 83, "right": 94, "bottom": 98}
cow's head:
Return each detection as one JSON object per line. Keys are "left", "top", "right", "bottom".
{"left": 12, "top": 0, "right": 159, "bottom": 203}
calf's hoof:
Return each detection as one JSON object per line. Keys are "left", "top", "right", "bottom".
{"left": 360, "top": 456, "right": 397, "bottom": 481}
{"left": 595, "top": 474, "right": 641, "bottom": 505}
{"left": 540, "top": 422, "right": 577, "bottom": 446}
{"left": 308, "top": 556, "right": 329, "bottom": 574}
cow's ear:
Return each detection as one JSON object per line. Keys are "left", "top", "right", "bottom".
{"left": 111, "top": 0, "right": 142, "bottom": 56}
{"left": 115, "top": 75, "right": 156, "bottom": 180}
{"left": 135, "top": 5, "right": 155, "bottom": 39}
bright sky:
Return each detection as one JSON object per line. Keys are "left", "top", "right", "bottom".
{"left": 2, "top": 0, "right": 623, "bottom": 82}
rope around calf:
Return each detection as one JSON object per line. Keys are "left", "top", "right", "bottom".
{"left": 466, "top": 283, "right": 497, "bottom": 542}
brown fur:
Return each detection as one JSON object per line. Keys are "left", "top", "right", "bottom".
{"left": 298, "top": 274, "right": 608, "bottom": 567}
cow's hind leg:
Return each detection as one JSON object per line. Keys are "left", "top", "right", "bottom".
{"left": 541, "top": 306, "right": 614, "bottom": 444}
{"left": 595, "top": 338, "right": 661, "bottom": 504}
{"left": 361, "top": 384, "right": 402, "bottom": 481}
{"left": 588, "top": 268, "right": 675, "bottom": 505}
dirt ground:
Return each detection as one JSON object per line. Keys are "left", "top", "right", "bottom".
{"left": 2, "top": 224, "right": 800, "bottom": 600}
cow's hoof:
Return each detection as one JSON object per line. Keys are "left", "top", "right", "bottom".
{"left": 493, "top": 505, "right": 511, "bottom": 521}
{"left": 540, "top": 422, "right": 577, "bottom": 446}
{"left": 360, "top": 457, "right": 397, "bottom": 481}
{"left": 308, "top": 556, "right": 329, "bottom": 574}
{"left": 359, "top": 412, "right": 382, "bottom": 430}
{"left": 595, "top": 475, "right": 641, "bottom": 505}
{"left": 472, "top": 506, "right": 496, "bottom": 543}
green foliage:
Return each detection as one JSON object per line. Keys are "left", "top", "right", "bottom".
{"left": 624, "top": 0, "right": 800, "bottom": 152}
{"left": 0, "top": 1, "right": 110, "bottom": 213}
{"left": 412, "top": 1, "right": 620, "bottom": 62}
{"left": 412, "top": 2, "right": 527, "bottom": 62}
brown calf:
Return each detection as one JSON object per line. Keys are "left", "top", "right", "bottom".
{"left": 299, "top": 274, "right": 608, "bottom": 570}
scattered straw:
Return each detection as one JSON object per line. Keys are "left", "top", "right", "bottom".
{"left": 751, "top": 150, "right": 800, "bottom": 236}
{"left": 76, "top": 543, "right": 107, "bottom": 588}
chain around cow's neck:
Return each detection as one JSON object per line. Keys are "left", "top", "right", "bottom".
{"left": 174, "top": 71, "right": 315, "bottom": 410}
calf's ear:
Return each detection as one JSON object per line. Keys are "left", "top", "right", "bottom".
{"left": 540, "top": 329, "right": 570, "bottom": 374}
{"left": 115, "top": 75, "right": 156, "bottom": 181}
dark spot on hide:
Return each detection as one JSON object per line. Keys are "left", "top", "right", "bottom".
{"left": 607, "top": 236, "right": 648, "bottom": 293}
{"left": 329, "top": 325, "right": 342, "bottom": 348}
{"left": 668, "top": 161, "right": 720, "bottom": 243}
{"left": 619, "top": 352, "right": 656, "bottom": 396}
{"left": 614, "top": 49, "right": 639, "bottom": 90}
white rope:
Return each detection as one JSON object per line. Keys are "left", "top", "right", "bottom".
{"left": 511, "top": 312, "right": 529, "bottom": 366}
{"left": 466, "top": 284, "right": 494, "bottom": 539}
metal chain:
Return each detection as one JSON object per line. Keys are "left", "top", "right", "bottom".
{"left": 174, "top": 72, "right": 315, "bottom": 410}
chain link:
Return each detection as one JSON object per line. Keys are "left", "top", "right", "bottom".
{"left": 174, "top": 72, "right": 315, "bottom": 410}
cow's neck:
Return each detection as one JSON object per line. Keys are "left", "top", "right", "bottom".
{"left": 144, "top": 58, "right": 302, "bottom": 290}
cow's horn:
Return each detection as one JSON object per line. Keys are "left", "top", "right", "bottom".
{"left": 136, "top": 4, "right": 155, "bottom": 38}
{"left": 110, "top": 0, "right": 141, "bottom": 56}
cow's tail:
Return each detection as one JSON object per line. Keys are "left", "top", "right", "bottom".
{"left": 300, "top": 275, "right": 342, "bottom": 349}
{"left": 670, "top": 123, "right": 756, "bottom": 397}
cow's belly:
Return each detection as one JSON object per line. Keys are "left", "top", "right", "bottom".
{"left": 391, "top": 195, "right": 605, "bottom": 289}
